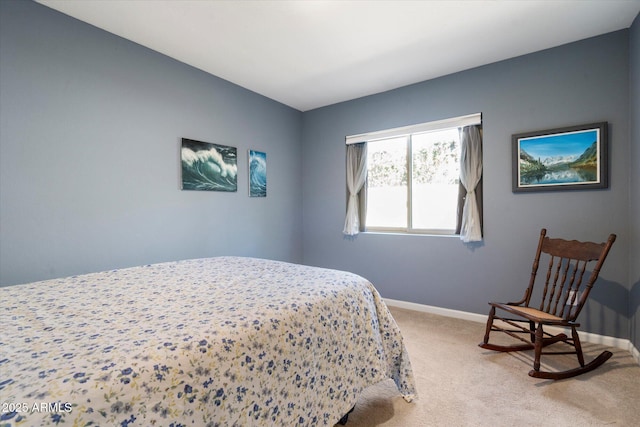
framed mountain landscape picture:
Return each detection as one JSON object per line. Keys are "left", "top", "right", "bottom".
{"left": 512, "top": 122, "right": 608, "bottom": 192}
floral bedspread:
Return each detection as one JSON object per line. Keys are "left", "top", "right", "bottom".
{"left": 0, "top": 257, "right": 416, "bottom": 426}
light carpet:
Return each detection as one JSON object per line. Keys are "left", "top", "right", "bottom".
{"left": 339, "top": 306, "right": 640, "bottom": 427}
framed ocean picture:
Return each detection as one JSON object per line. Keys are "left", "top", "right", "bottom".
{"left": 248, "top": 150, "right": 267, "bottom": 197}
{"left": 512, "top": 122, "right": 608, "bottom": 192}
{"left": 181, "top": 138, "right": 237, "bottom": 191}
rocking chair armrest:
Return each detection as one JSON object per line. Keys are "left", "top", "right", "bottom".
{"left": 488, "top": 287, "right": 529, "bottom": 307}
{"left": 506, "top": 301, "right": 525, "bottom": 306}
{"left": 489, "top": 301, "right": 525, "bottom": 307}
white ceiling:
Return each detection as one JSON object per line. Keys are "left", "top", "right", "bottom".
{"left": 38, "top": 0, "right": 640, "bottom": 112}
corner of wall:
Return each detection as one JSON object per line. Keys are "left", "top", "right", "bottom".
{"left": 629, "top": 11, "right": 640, "bottom": 358}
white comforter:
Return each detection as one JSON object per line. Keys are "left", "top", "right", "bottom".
{"left": 0, "top": 257, "right": 416, "bottom": 426}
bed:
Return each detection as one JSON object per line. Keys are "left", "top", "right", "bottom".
{"left": 0, "top": 257, "right": 416, "bottom": 426}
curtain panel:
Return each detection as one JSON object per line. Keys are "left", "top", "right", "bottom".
{"left": 343, "top": 143, "right": 367, "bottom": 235}
{"left": 457, "top": 125, "right": 483, "bottom": 242}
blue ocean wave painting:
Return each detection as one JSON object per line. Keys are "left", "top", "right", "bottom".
{"left": 249, "top": 150, "right": 266, "bottom": 197}
{"left": 181, "top": 139, "right": 237, "bottom": 191}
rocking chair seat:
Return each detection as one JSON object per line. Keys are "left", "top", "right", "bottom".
{"left": 479, "top": 228, "right": 616, "bottom": 380}
{"left": 490, "top": 303, "right": 567, "bottom": 325}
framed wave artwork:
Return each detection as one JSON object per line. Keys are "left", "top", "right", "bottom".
{"left": 249, "top": 150, "right": 267, "bottom": 197}
{"left": 180, "top": 138, "right": 237, "bottom": 192}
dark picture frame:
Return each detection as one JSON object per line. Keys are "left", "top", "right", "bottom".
{"left": 181, "top": 138, "right": 237, "bottom": 191}
{"left": 512, "top": 122, "right": 608, "bottom": 193}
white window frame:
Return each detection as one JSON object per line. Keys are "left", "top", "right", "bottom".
{"left": 346, "top": 113, "right": 481, "bottom": 235}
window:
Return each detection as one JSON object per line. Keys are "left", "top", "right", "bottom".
{"left": 366, "top": 127, "right": 461, "bottom": 234}
{"left": 344, "top": 113, "right": 482, "bottom": 238}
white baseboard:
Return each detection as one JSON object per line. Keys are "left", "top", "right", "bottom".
{"left": 384, "top": 298, "right": 640, "bottom": 365}
{"left": 631, "top": 342, "right": 640, "bottom": 365}
{"left": 385, "top": 298, "right": 488, "bottom": 324}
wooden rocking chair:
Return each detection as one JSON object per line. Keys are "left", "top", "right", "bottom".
{"left": 479, "top": 228, "right": 616, "bottom": 380}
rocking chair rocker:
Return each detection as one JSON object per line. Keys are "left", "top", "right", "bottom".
{"left": 479, "top": 228, "right": 616, "bottom": 380}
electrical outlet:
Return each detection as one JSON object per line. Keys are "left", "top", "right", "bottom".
{"left": 567, "top": 290, "right": 579, "bottom": 306}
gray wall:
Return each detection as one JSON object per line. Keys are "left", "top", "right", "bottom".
{"left": 0, "top": 0, "right": 303, "bottom": 285}
{"left": 1, "top": 1, "right": 637, "bottom": 345}
{"left": 630, "top": 14, "right": 640, "bottom": 351}
{"left": 302, "top": 31, "right": 631, "bottom": 339}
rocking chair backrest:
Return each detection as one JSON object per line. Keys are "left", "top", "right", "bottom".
{"left": 524, "top": 229, "right": 616, "bottom": 322}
